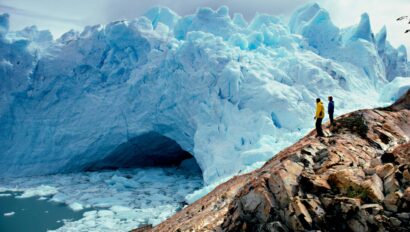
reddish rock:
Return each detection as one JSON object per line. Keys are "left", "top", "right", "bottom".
{"left": 360, "top": 204, "right": 383, "bottom": 215}
{"left": 145, "top": 91, "right": 410, "bottom": 232}
{"left": 131, "top": 225, "right": 153, "bottom": 232}
{"left": 371, "top": 158, "right": 382, "bottom": 167}
{"left": 300, "top": 172, "right": 331, "bottom": 193}
{"left": 384, "top": 174, "right": 400, "bottom": 195}
{"left": 328, "top": 169, "right": 362, "bottom": 191}
{"left": 362, "top": 175, "right": 384, "bottom": 202}
{"left": 376, "top": 163, "right": 395, "bottom": 179}
{"left": 404, "top": 187, "right": 410, "bottom": 201}
{"left": 383, "top": 192, "right": 401, "bottom": 212}
{"left": 292, "top": 197, "right": 313, "bottom": 227}
{"left": 403, "top": 170, "right": 410, "bottom": 183}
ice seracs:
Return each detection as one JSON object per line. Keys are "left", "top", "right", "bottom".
{"left": 380, "top": 77, "right": 410, "bottom": 103}
{"left": 144, "top": 7, "right": 180, "bottom": 30}
{"left": 350, "top": 13, "right": 373, "bottom": 42}
{"left": 0, "top": 4, "right": 409, "bottom": 185}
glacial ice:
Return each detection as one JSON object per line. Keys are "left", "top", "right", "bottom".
{"left": 0, "top": 4, "right": 409, "bottom": 186}
{"left": 3, "top": 212, "right": 15, "bottom": 217}
{"left": 0, "top": 166, "right": 203, "bottom": 231}
{"left": 380, "top": 77, "right": 410, "bottom": 102}
{"left": 18, "top": 185, "right": 58, "bottom": 198}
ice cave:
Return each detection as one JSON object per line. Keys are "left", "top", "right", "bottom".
{"left": 83, "top": 132, "right": 199, "bottom": 172}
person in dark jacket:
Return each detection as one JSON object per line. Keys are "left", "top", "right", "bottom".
{"left": 314, "top": 98, "right": 325, "bottom": 137}
{"left": 328, "top": 96, "right": 335, "bottom": 126}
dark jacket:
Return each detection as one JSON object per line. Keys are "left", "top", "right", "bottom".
{"left": 328, "top": 101, "right": 334, "bottom": 114}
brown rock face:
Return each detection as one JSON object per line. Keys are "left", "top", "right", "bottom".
{"left": 137, "top": 91, "right": 410, "bottom": 232}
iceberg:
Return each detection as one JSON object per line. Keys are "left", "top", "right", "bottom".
{"left": 0, "top": 4, "right": 409, "bottom": 185}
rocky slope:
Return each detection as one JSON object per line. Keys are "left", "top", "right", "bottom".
{"left": 134, "top": 90, "right": 410, "bottom": 232}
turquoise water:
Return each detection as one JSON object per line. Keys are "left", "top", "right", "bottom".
{"left": 0, "top": 192, "right": 86, "bottom": 232}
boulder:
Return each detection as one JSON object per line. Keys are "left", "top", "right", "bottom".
{"left": 360, "top": 204, "right": 383, "bottom": 215}
{"left": 292, "top": 197, "right": 313, "bottom": 228}
{"left": 300, "top": 173, "right": 331, "bottom": 193}
{"left": 383, "top": 174, "right": 399, "bottom": 195}
{"left": 404, "top": 187, "right": 410, "bottom": 201}
{"left": 389, "top": 217, "right": 401, "bottom": 227}
{"left": 397, "top": 212, "right": 410, "bottom": 220}
{"left": 403, "top": 169, "right": 410, "bottom": 183}
{"left": 383, "top": 192, "right": 401, "bottom": 212}
{"left": 362, "top": 174, "right": 384, "bottom": 202}
{"left": 328, "top": 169, "right": 363, "bottom": 195}
{"left": 376, "top": 163, "right": 395, "bottom": 179}
{"left": 347, "top": 217, "right": 368, "bottom": 232}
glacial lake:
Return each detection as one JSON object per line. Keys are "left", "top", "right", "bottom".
{"left": 0, "top": 191, "right": 86, "bottom": 232}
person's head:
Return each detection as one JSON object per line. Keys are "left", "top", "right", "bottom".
{"left": 316, "top": 98, "right": 321, "bottom": 103}
{"left": 328, "top": 96, "right": 333, "bottom": 101}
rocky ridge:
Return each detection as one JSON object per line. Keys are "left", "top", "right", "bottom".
{"left": 134, "top": 90, "right": 410, "bottom": 232}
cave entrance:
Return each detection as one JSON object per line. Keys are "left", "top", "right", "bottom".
{"left": 85, "top": 132, "right": 201, "bottom": 173}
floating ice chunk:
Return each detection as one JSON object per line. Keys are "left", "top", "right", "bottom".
{"left": 0, "top": 167, "right": 202, "bottom": 231}
{"left": 51, "top": 192, "right": 68, "bottom": 203}
{"left": 97, "top": 209, "right": 115, "bottom": 217}
{"left": 69, "top": 202, "right": 84, "bottom": 211}
{"left": 4, "top": 211, "right": 15, "bottom": 217}
{"left": 19, "top": 185, "right": 58, "bottom": 198}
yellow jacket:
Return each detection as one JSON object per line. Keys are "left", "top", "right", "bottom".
{"left": 315, "top": 101, "right": 325, "bottom": 119}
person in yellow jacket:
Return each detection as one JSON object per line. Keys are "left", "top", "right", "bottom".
{"left": 314, "top": 98, "right": 325, "bottom": 137}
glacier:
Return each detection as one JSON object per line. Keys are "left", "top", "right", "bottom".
{"left": 0, "top": 3, "right": 410, "bottom": 186}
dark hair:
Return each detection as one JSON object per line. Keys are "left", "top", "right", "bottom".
{"left": 316, "top": 98, "right": 321, "bottom": 103}
{"left": 328, "top": 96, "right": 333, "bottom": 100}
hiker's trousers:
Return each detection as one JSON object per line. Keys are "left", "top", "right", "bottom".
{"left": 316, "top": 118, "right": 324, "bottom": 136}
